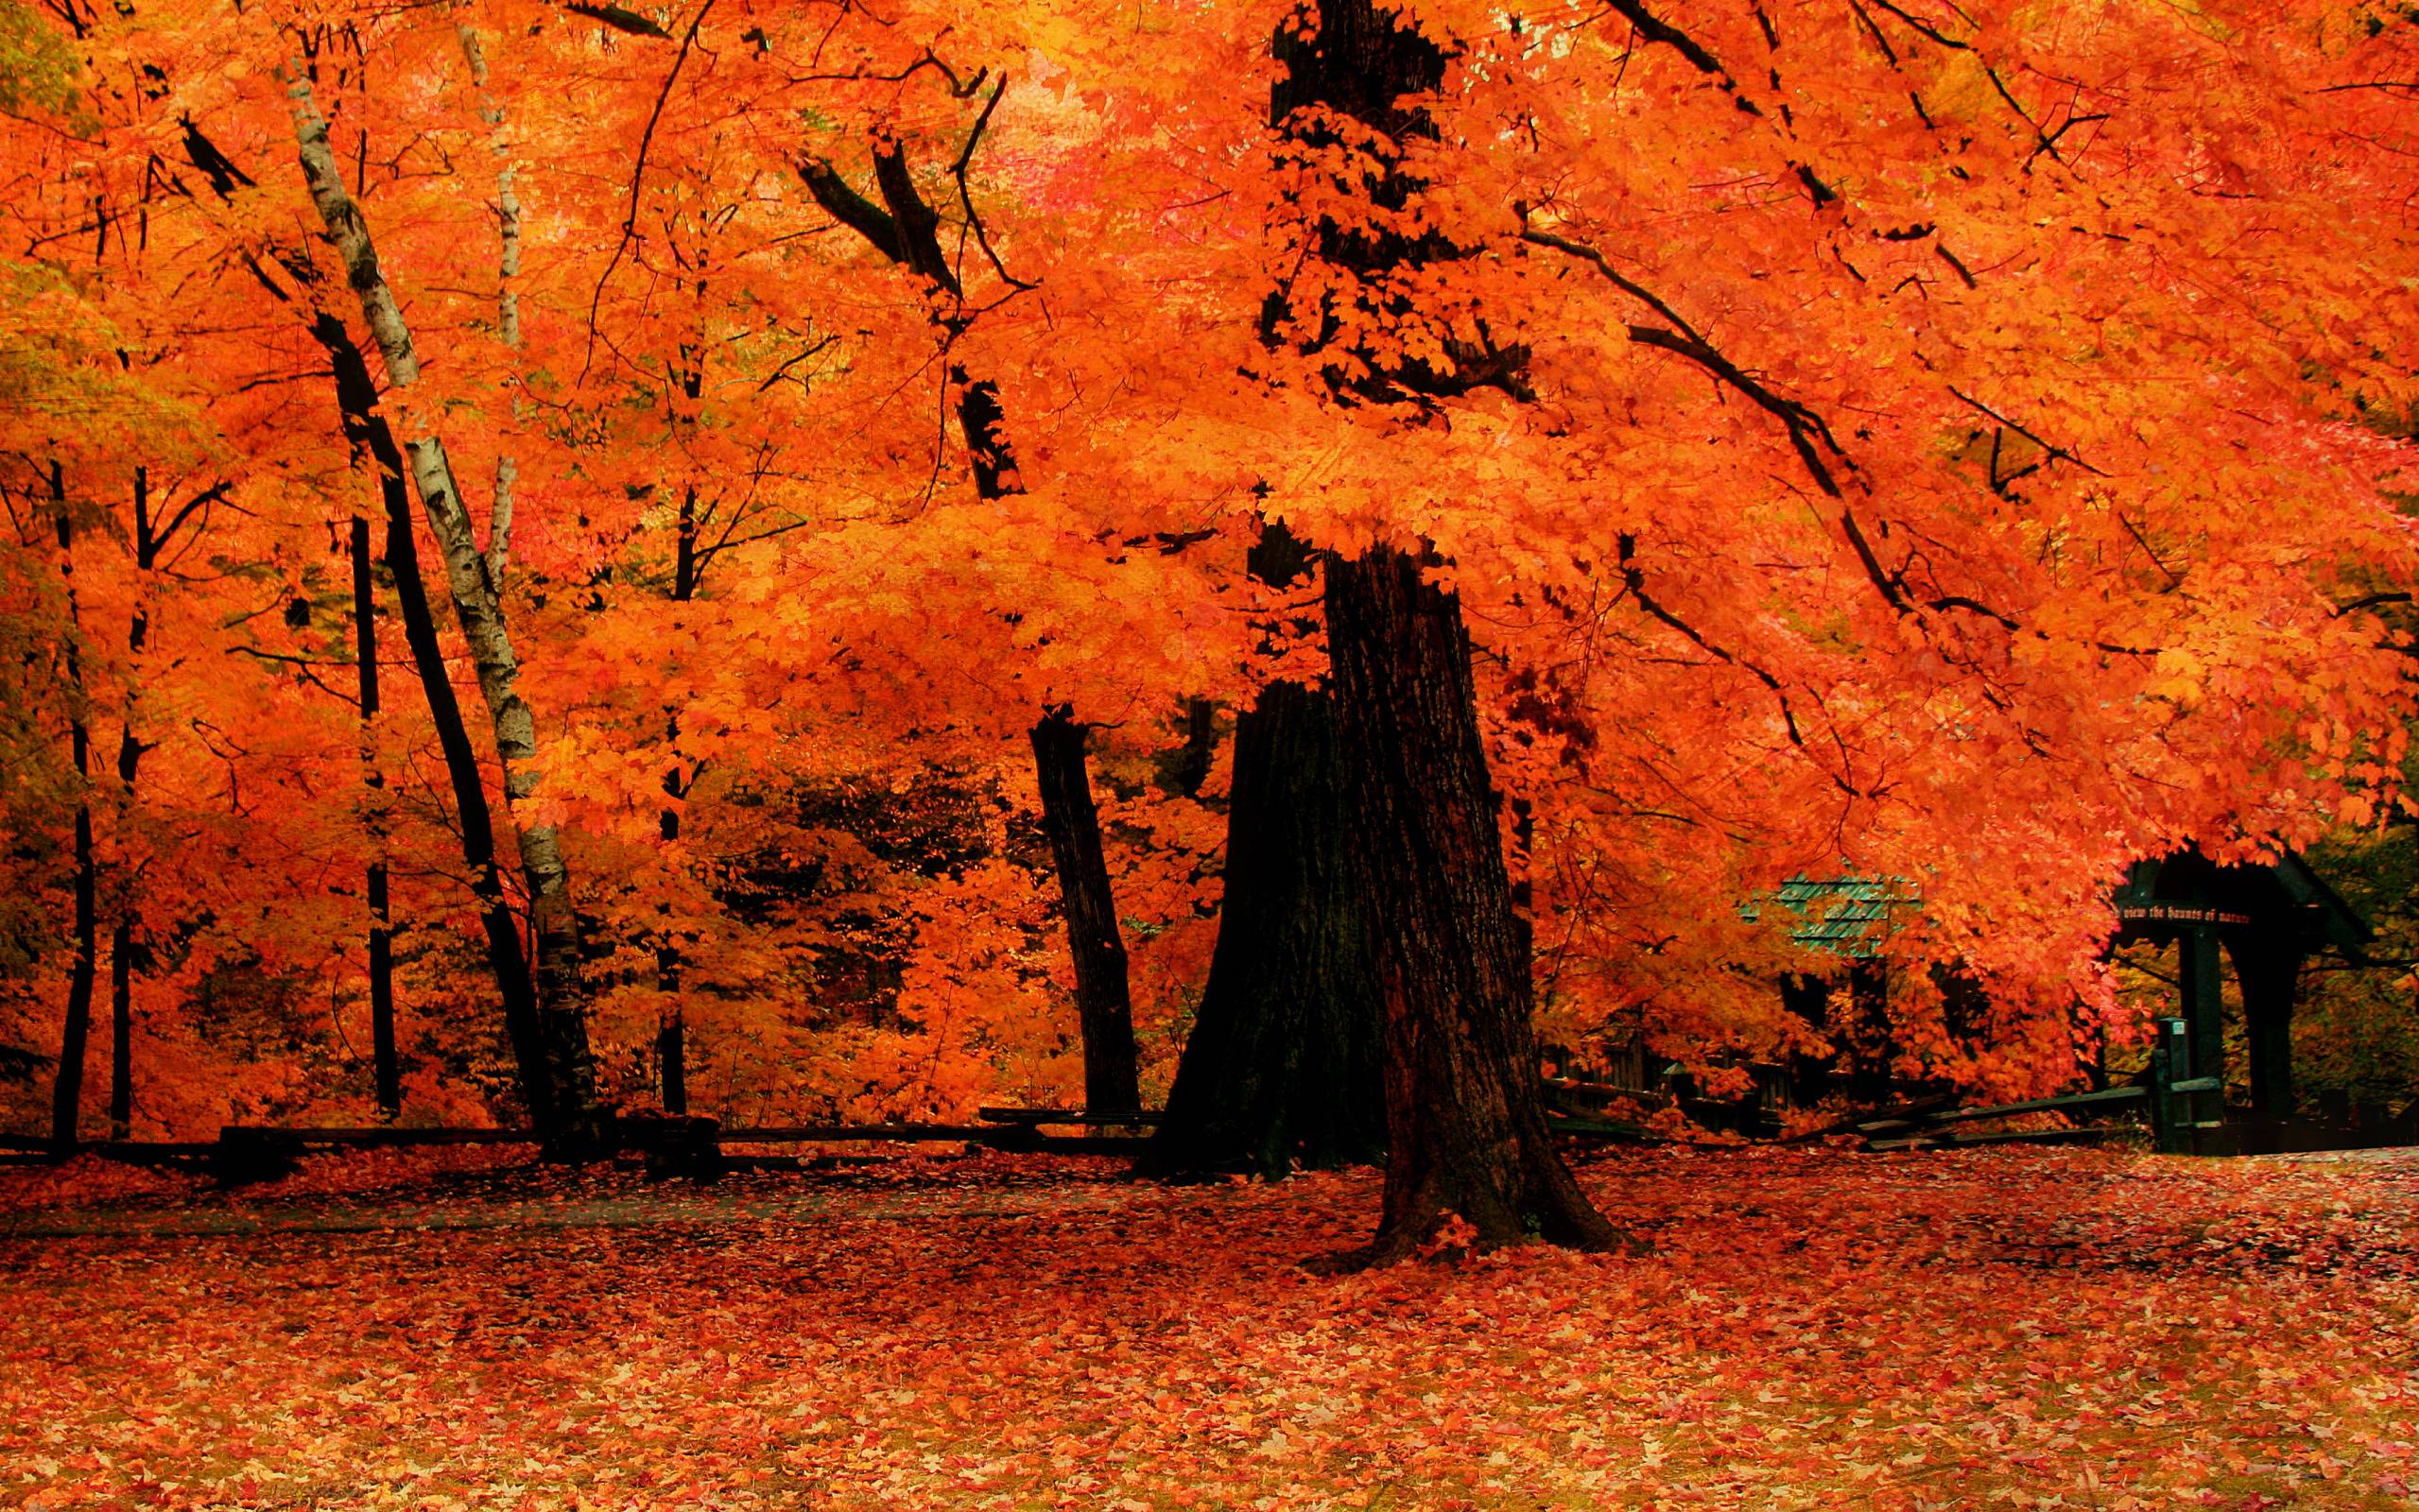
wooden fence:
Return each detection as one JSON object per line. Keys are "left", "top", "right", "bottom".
{"left": 0, "top": 1019, "right": 2250, "bottom": 1176}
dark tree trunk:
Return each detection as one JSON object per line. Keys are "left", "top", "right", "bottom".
{"left": 656, "top": 754, "right": 688, "bottom": 1115}
{"left": 47, "top": 463, "right": 96, "bottom": 1151}
{"left": 1843, "top": 957, "right": 1892, "bottom": 1100}
{"left": 1319, "top": 546, "right": 1622, "bottom": 1264}
{"left": 800, "top": 146, "right": 1142, "bottom": 1103}
{"left": 314, "top": 316, "right": 559, "bottom": 1137}
{"left": 1168, "top": 696, "right": 1217, "bottom": 799}
{"left": 656, "top": 942, "right": 688, "bottom": 1117}
{"left": 655, "top": 463, "right": 701, "bottom": 1122}
{"left": 351, "top": 513, "right": 401, "bottom": 1119}
{"left": 107, "top": 875, "right": 133, "bottom": 1139}
{"left": 1268, "top": 0, "right": 1621, "bottom": 1263}
{"left": 108, "top": 467, "right": 165, "bottom": 1143}
{"left": 53, "top": 796, "right": 95, "bottom": 1151}
{"left": 1153, "top": 524, "right": 1384, "bottom": 1176}
{"left": 1030, "top": 707, "right": 1141, "bottom": 1117}
{"left": 673, "top": 485, "right": 700, "bottom": 604}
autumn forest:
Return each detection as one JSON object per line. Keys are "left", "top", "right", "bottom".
{"left": 4, "top": 0, "right": 2418, "bottom": 1505}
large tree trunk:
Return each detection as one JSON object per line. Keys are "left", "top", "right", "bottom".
{"left": 46, "top": 462, "right": 96, "bottom": 1152}
{"left": 1030, "top": 707, "right": 1142, "bottom": 1117}
{"left": 1153, "top": 525, "right": 1384, "bottom": 1176}
{"left": 350, "top": 513, "right": 401, "bottom": 1119}
{"left": 287, "top": 70, "right": 599, "bottom": 1146}
{"left": 1270, "top": 0, "right": 1622, "bottom": 1263}
{"left": 1320, "top": 547, "right": 1622, "bottom": 1263}
{"left": 312, "top": 314, "right": 554, "bottom": 1134}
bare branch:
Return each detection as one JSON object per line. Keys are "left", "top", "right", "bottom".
{"left": 582, "top": 0, "right": 716, "bottom": 382}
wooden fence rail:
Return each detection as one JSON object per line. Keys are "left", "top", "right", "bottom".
{"left": 3, "top": 1024, "right": 2249, "bottom": 1177}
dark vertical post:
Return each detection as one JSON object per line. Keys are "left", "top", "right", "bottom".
{"left": 2150, "top": 1015, "right": 2190, "bottom": 1155}
{"left": 2178, "top": 927, "right": 2225, "bottom": 1126}
{"left": 2228, "top": 937, "right": 2299, "bottom": 1124}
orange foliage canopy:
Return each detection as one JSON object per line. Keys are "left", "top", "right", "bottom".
{"left": 1, "top": 0, "right": 2415, "bottom": 1126}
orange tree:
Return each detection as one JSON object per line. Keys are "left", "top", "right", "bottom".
{"left": 985, "top": 0, "right": 2419, "bottom": 1257}
{"left": 3, "top": 0, "right": 2416, "bottom": 1264}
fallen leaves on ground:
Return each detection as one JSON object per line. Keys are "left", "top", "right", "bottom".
{"left": 3, "top": 1146, "right": 2414, "bottom": 1510}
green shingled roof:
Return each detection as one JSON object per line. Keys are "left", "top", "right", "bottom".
{"left": 1743, "top": 874, "right": 1915, "bottom": 959}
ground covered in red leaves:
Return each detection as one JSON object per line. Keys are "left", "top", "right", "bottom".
{"left": 3, "top": 1145, "right": 2414, "bottom": 1510}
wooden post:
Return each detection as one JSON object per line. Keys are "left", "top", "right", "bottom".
{"left": 2228, "top": 938, "right": 2300, "bottom": 1122}
{"left": 2149, "top": 1016, "right": 2190, "bottom": 1155}
{"left": 2178, "top": 927, "right": 2225, "bottom": 1126}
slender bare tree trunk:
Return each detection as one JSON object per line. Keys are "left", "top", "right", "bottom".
{"left": 1030, "top": 707, "right": 1142, "bottom": 1117}
{"left": 654, "top": 747, "right": 689, "bottom": 1115}
{"left": 312, "top": 312, "right": 554, "bottom": 1132}
{"left": 285, "top": 63, "right": 599, "bottom": 1145}
{"left": 105, "top": 468, "right": 160, "bottom": 1142}
{"left": 651, "top": 395, "right": 705, "bottom": 1108}
{"left": 45, "top": 462, "right": 96, "bottom": 1152}
{"left": 106, "top": 760, "right": 135, "bottom": 1142}
{"left": 456, "top": 20, "right": 520, "bottom": 579}
{"left": 350, "top": 512, "right": 401, "bottom": 1117}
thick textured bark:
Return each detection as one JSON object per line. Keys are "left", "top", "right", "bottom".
{"left": 1321, "top": 547, "right": 1622, "bottom": 1263}
{"left": 1153, "top": 525, "right": 1384, "bottom": 1175}
{"left": 287, "top": 69, "right": 598, "bottom": 1144}
{"left": 1272, "top": 0, "right": 1621, "bottom": 1263}
{"left": 350, "top": 514, "right": 401, "bottom": 1118}
{"left": 1030, "top": 708, "right": 1142, "bottom": 1117}
{"left": 313, "top": 314, "right": 553, "bottom": 1134}
{"left": 47, "top": 463, "right": 96, "bottom": 1151}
